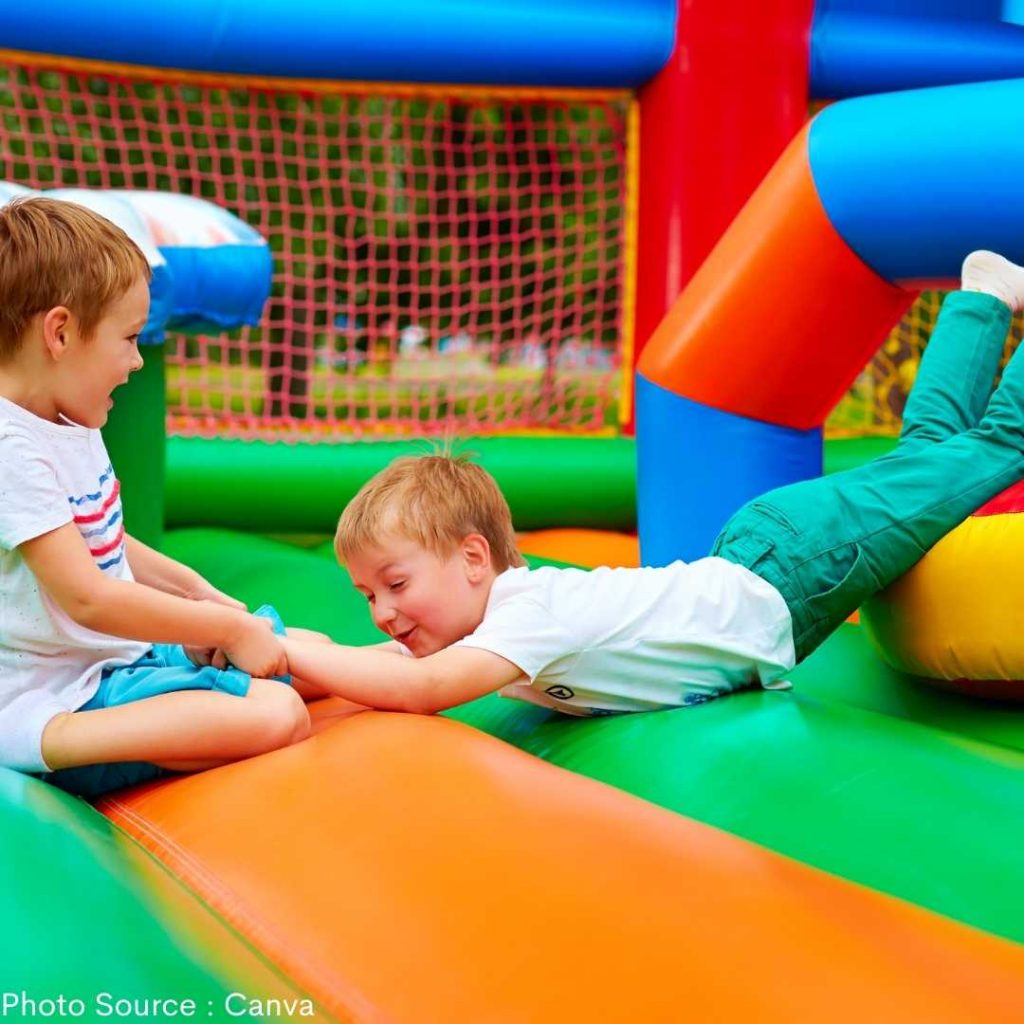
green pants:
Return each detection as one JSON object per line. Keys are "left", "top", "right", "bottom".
{"left": 712, "top": 291, "right": 1019, "bottom": 663}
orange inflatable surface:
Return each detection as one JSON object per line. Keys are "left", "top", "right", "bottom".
{"left": 100, "top": 711, "right": 1024, "bottom": 1023}
{"left": 517, "top": 528, "right": 640, "bottom": 567}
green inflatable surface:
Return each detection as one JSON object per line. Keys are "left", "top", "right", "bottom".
{"left": 0, "top": 768, "right": 329, "bottom": 1022}
{"left": 162, "top": 527, "right": 1024, "bottom": 946}
{"left": 167, "top": 435, "right": 637, "bottom": 533}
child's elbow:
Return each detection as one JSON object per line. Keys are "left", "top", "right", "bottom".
{"left": 399, "top": 672, "right": 451, "bottom": 716}
{"left": 60, "top": 586, "right": 109, "bottom": 632}
{"left": 64, "top": 577, "right": 125, "bottom": 635}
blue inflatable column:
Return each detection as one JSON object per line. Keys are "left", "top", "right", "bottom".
{"left": 636, "top": 375, "right": 822, "bottom": 565}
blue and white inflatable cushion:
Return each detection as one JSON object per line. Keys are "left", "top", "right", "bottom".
{"left": 0, "top": 184, "right": 271, "bottom": 343}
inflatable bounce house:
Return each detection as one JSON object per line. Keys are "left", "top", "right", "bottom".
{"left": 5, "top": 0, "right": 1024, "bottom": 1019}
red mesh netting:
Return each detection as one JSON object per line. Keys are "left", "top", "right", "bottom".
{"left": 0, "top": 55, "right": 631, "bottom": 439}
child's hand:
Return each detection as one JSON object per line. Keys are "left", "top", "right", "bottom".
{"left": 183, "top": 645, "right": 230, "bottom": 669}
{"left": 221, "top": 614, "right": 288, "bottom": 679}
{"left": 180, "top": 580, "right": 251, "bottom": 664}
{"left": 184, "top": 645, "right": 214, "bottom": 668}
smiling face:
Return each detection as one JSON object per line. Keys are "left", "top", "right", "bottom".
{"left": 347, "top": 531, "right": 496, "bottom": 657}
{"left": 53, "top": 273, "right": 149, "bottom": 428}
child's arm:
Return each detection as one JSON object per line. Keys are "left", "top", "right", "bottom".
{"left": 125, "top": 533, "right": 248, "bottom": 667}
{"left": 21, "top": 523, "right": 286, "bottom": 678}
{"left": 125, "top": 534, "right": 245, "bottom": 609}
{"left": 283, "top": 637, "right": 523, "bottom": 714}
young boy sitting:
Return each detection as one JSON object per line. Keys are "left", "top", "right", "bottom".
{"left": 283, "top": 252, "right": 1024, "bottom": 715}
{"left": 0, "top": 196, "right": 312, "bottom": 798}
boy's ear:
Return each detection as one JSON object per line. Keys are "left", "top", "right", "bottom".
{"left": 41, "top": 306, "right": 74, "bottom": 360}
{"left": 462, "top": 533, "right": 493, "bottom": 581}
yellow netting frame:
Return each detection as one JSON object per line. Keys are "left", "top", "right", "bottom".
{"left": 826, "top": 291, "right": 1024, "bottom": 439}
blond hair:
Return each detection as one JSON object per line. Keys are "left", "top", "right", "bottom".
{"left": 0, "top": 196, "right": 151, "bottom": 360}
{"left": 336, "top": 454, "right": 525, "bottom": 573}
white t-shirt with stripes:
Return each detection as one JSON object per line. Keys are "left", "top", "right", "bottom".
{"left": 0, "top": 397, "right": 149, "bottom": 772}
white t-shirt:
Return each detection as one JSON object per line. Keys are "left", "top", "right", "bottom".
{"left": 0, "top": 397, "right": 149, "bottom": 772}
{"left": 454, "top": 560, "right": 795, "bottom": 716}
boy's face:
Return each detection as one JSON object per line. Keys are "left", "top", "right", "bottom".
{"left": 347, "top": 532, "right": 492, "bottom": 657}
{"left": 55, "top": 274, "right": 149, "bottom": 428}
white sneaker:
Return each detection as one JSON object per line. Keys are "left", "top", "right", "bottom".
{"left": 961, "top": 250, "right": 1024, "bottom": 312}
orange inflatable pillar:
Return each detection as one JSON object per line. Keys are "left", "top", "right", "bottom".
{"left": 638, "top": 121, "right": 913, "bottom": 429}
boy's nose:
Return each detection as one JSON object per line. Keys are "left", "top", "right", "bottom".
{"left": 373, "top": 602, "right": 397, "bottom": 631}
{"left": 130, "top": 350, "right": 145, "bottom": 372}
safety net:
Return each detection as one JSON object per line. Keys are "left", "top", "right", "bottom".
{"left": 0, "top": 53, "right": 632, "bottom": 440}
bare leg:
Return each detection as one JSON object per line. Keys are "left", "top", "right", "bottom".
{"left": 40, "top": 677, "right": 310, "bottom": 772}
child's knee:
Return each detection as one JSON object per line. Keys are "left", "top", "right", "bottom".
{"left": 39, "top": 711, "right": 74, "bottom": 771}
{"left": 245, "top": 679, "right": 311, "bottom": 751}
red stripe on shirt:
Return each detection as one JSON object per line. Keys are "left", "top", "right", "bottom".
{"left": 73, "top": 479, "right": 121, "bottom": 524}
{"left": 89, "top": 524, "right": 125, "bottom": 558}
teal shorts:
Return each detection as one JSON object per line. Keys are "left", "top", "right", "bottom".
{"left": 43, "top": 605, "right": 289, "bottom": 800}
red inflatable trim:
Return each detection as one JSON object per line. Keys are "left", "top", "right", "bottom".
{"left": 973, "top": 479, "right": 1024, "bottom": 517}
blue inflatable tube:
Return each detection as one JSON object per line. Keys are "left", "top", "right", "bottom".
{"left": 812, "top": 0, "right": 1001, "bottom": 15}
{"left": 159, "top": 245, "right": 272, "bottom": 334}
{"left": 811, "top": 11, "right": 1024, "bottom": 99}
{"left": 4, "top": 0, "right": 676, "bottom": 88}
{"left": 636, "top": 377, "right": 822, "bottom": 565}
{"left": 810, "top": 78, "right": 1024, "bottom": 283}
